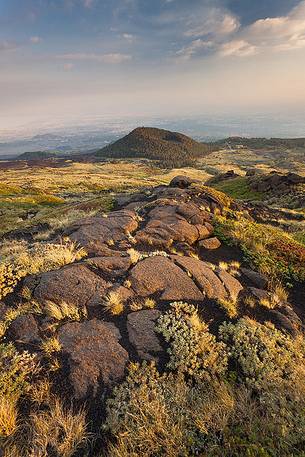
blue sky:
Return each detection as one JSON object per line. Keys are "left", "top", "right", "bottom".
{"left": 1, "top": 0, "right": 305, "bottom": 131}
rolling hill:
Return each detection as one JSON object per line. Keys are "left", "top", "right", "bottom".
{"left": 95, "top": 127, "right": 213, "bottom": 166}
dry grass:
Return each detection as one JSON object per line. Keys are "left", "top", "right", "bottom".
{"left": 41, "top": 337, "right": 62, "bottom": 356}
{"left": 30, "top": 399, "right": 88, "bottom": 457}
{"left": 4, "top": 398, "right": 88, "bottom": 457}
{"left": 130, "top": 297, "right": 156, "bottom": 311}
{"left": 44, "top": 300, "right": 87, "bottom": 322}
{"left": 103, "top": 291, "right": 124, "bottom": 315}
{"left": 218, "top": 297, "right": 239, "bottom": 318}
{"left": 28, "top": 379, "right": 52, "bottom": 405}
{"left": 0, "top": 397, "right": 18, "bottom": 438}
{"left": 0, "top": 240, "right": 86, "bottom": 300}
{"left": 127, "top": 248, "right": 141, "bottom": 264}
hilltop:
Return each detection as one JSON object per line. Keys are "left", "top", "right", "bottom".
{"left": 95, "top": 127, "right": 212, "bottom": 167}
{"left": 17, "top": 150, "right": 58, "bottom": 160}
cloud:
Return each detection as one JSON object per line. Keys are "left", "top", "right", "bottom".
{"left": 57, "top": 52, "right": 132, "bottom": 63}
{"left": 176, "top": 39, "right": 214, "bottom": 61}
{"left": 184, "top": 10, "right": 240, "bottom": 38}
{"left": 30, "top": 36, "right": 42, "bottom": 44}
{"left": 121, "top": 33, "right": 136, "bottom": 42}
{"left": 220, "top": 0, "right": 305, "bottom": 56}
{"left": 219, "top": 39, "right": 258, "bottom": 57}
{"left": 0, "top": 41, "right": 19, "bottom": 52}
{"left": 171, "top": 0, "right": 305, "bottom": 59}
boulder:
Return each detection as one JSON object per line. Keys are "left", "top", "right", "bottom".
{"left": 58, "top": 319, "right": 128, "bottom": 399}
{"left": 8, "top": 314, "right": 40, "bottom": 344}
{"left": 169, "top": 175, "right": 198, "bottom": 188}
{"left": 216, "top": 269, "right": 243, "bottom": 300}
{"left": 64, "top": 210, "right": 138, "bottom": 255}
{"left": 199, "top": 237, "right": 221, "bottom": 250}
{"left": 241, "top": 268, "right": 268, "bottom": 289}
{"left": 32, "top": 264, "right": 111, "bottom": 308}
{"left": 172, "top": 256, "right": 227, "bottom": 300}
{"left": 86, "top": 256, "right": 131, "bottom": 278}
{"left": 129, "top": 256, "right": 204, "bottom": 301}
{"left": 127, "top": 310, "right": 163, "bottom": 360}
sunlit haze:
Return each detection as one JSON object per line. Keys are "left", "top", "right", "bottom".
{"left": 1, "top": 0, "right": 305, "bottom": 135}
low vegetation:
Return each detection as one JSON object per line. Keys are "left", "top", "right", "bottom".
{"left": 0, "top": 240, "right": 86, "bottom": 300}
{"left": 214, "top": 215, "right": 305, "bottom": 283}
{"left": 1, "top": 154, "right": 305, "bottom": 456}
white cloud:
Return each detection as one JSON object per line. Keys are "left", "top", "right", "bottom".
{"left": 57, "top": 52, "right": 132, "bottom": 63}
{"left": 219, "top": 39, "right": 258, "bottom": 57}
{"left": 30, "top": 36, "right": 42, "bottom": 44}
{"left": 176, "top": 39, "right": 214, "bottom": 61}
{"left": 121, "top": 33, "right": 136, "bottom": 42}
{"left": 184, "top": 10, "right": 240, "bottom": 38}
{"left": 222, "top": 0, "right": 305, "bottom": 56}
{"left": 175, "top": 0, "right": 305, "bottom": 60}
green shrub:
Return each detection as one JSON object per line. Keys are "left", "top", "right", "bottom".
{"left": 0, "top": 343, "right": 39, "bottom": 400}
{"left": 156, "top": 302, "right": 227, "bottom": 379}
{"left": 104, "top": 362, "right": 233, "bottom": 456}
{"left": 219, "top": 317, "right": 305, "bottom": 392}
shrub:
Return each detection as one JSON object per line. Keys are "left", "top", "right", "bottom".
{"left": 156, "top": 302, "right": 227, "bottom": 379}
{"left": 105, "top": 362, "right": 234, "bottom": 457}
{"left": 219, "top": 317, "right": 305, "bottom": 392}
{"left": 0, "top": 343, "right": 39, "bottom": 400}
{"left": 0, "top": 343, "right": 39, "bottom": 438}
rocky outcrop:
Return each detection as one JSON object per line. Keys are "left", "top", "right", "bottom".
{"left": 129, "top": 256, "right": 204, "bottom": 301}
{"left": 6, "top": 176, "right": 301, "bottom": 401}
{"left": 58, "top": 319, "right": 129, "bottom": 399}
{"left": 8, "top": 314, "right": 40, "bottom": 344}
{"left": 250, "top": 171, "right": 305, "bottom": 193}
{"left": 30, "top": 264, "right": 111, "bottom": 308}
{"left": 127, "top": 310, "right": 162, "bottom": 361}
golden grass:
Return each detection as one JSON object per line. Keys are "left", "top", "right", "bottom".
{"left": 30, "top": 399, "right": 88, "bottom": 457}
{"left": 0, "top": 397, "right": 18, "bottom": 437}
{"left": 218, "top": 297, "right": 239, "bottom": 318}
{"left": 44, "top": 300, "right": 87, "bottom": 321}
{"left": 0, "top": 240, "right": 86, "bottom": 300}
{"left": 103, "top": 291, "right": 124, "bottom": 315}
{"left": 40, "top": 337, "right": 62, "bottom": 356}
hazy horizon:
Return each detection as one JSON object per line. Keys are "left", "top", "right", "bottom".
{"left": 1, "top": 0, "right": 305, "bottom": 134}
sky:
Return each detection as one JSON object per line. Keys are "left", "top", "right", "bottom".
{"left": 1, "top": 0, "right": 305, "bottom": 133}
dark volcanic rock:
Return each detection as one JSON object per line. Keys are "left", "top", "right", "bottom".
{"left": 216, "top": 269, "right": 243, "bottom": 300}
{"left": 31, "top": 264, "right": 111, "bottom": 308}
{"left": 127, "top": 310, "right": 162, "bottom": 361}
{"left": 63, "top": 210, "right": 138, "bottom": 255}
{"left": 58, "top": 319, "right": 128, "bottom": 399}
{"left": 8, "top": 314, "right": 40, "bottom": 344}
{"left": 241, "top": 268, "right": 268, "bottom": 289}
{"left": 86, "top": 256, "right": 131, "bottom": 279}
{"left": 172, "top": 256, "right": 228, "bottom": 300}
{"left": 169, "top": 175, "right": 198, "bottom": 188}
{"left": 198, "top": 237, "right": 221, "bottom": 250}
{"left": 129, "top": 256, "right": 204, "bottom": 301}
